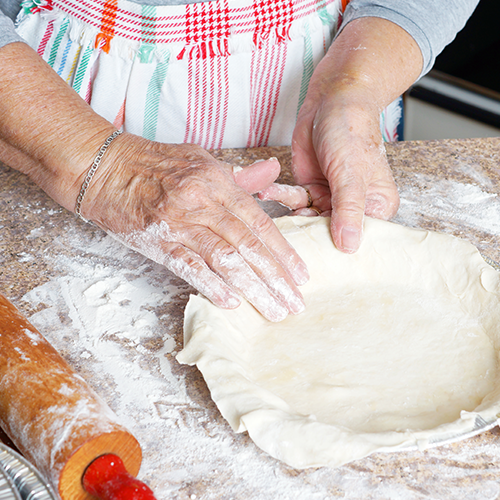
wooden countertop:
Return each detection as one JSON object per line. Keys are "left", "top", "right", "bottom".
{"left": 1, "top": 137, "right": 500, "bottom": 499}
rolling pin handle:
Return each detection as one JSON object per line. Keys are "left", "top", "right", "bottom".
{"left": 82, "top": 454, "right": 157, "bottom": 500}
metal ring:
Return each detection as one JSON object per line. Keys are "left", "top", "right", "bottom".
{"left": 304, "top": 187, "right": 313, "bottom": 208}
{"left": 308, "top": 206, "right": 322, "bottom": 216}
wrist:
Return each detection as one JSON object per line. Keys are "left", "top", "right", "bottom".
{"left": 74, "top": 130, "right": 123, "bottom": 222}
{"left": 0, "top": 42, "right": 117, "bottom": 212}
{"left": 310, "top": 16, "right": 422, "bottom": 112}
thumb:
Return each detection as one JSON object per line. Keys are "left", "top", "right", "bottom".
{"left": 330, "top": 181, "right": 366, "bottom": 254}
{"left": 232, "top": 158, "right": 281, "bottom": 194}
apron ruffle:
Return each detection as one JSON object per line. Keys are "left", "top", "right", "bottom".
{"left": 16, "top": 0, "right": 402, "bottom": 148}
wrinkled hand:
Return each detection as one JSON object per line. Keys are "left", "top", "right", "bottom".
{"left": 259, "top": 89, "right": 399, "bottom": 253}
{"left": 0, "top": 42, "right": 307, "bottom": 322}
{"left": 79, "top": 134, "right": 308, "bottom": 322}
{"left": 259, "top": 16, "right": 425, "bottom": 254}
{"left": 260, "top": 90, "right": 400, "bottom": 253}
{"left": 293, "top": 84, "right": 400, "bottom": 252}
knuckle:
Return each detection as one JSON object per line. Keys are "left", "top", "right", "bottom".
{"left": 178, "top": 179, "right": 207, "bottom": 204}
{"left": 232, "top": 216, "right": 276, "bottom": 255}
{"left": 338, "top": 200, "right": 365, "bottom": 216}
{"left": 210, "top": 241, "right": 241, "bottom": 268}
{"left": 164, "top": 245, "right": 209, "bottom": 279}
{"left": 238, "top": 233, "right": 266, "bottom": 256}
{"left": 248, "top": 211, "right": 276, "bottom": 236}
{"left": 174, "top": 167, "right": 229, "bottom": 204}
{"left": 189, "top": 230, "right": 240, "bottom": 269}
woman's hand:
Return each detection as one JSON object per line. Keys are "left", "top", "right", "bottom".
{"left": 260, "top": 17, "right": 423, "bottom": 253}
{"left": 79, "top": 136, "right": 308, "bottom": 322}
{"left": 0, "top": 42, "right": 307, "bottom": 322}
{"left": 259, "top": 99, "right": 399, "bottom": 241}
{"left": 289, "top": 83, "right": 400, "bottom": 253}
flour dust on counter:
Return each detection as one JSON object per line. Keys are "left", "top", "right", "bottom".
{"left": 10, "top": 186, "right": 500, "bottom": 499}
{"left": 395, "top": 173, "right": 500, "bottom": 259}
{"left": 18, "top": 226, "right": 353, "bottom": 499}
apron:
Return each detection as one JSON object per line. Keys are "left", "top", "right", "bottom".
{"left": 16, "top": 0, "right": 403, "bottom": 149}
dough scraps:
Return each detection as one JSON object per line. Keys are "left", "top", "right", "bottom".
{"left": 177, "top": 216, "right": 500, "bottom": 468}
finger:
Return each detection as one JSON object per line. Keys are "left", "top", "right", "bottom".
{"left": 115, "top": 219, "right": 290, "bottom": 322}
{"left": 365, "top": 191, "right": 400, "bottom": 220}
{"left": 258, "top": 183, "right": 308, "bottom": 209}
{"left": 218, "top": 160, "right": 311, "bottom": 285}
{"left": 224, "top": 171, "right": 310, "bottom": 293}
{"left": 364, "top": 174, "right": 400, "bottom": 220}
{"left": 329, "top": 174, "right": 367, "bottom": 254}
{"left": 232, "top": 158, "right": 281, "bottom": 194}
{"left": 292, "top": 207, "right": 322, "bottom": 217}
{"left": 328, "top": 162, "right": 399, "bottom": 253}
{"left": 258, "top": 183, "right": 332, "bottom": 213}
{"left": 110, "top": 230, "right": 241, "bottom": 310}
{"left": 226, "top": 194, "right": 310, "bottom": 287}
{"left": 183, "top": 220, "right": 306, "bottom": 318}
{"left": 210, "top": 183, "right": 310, "bottom": 290}
{"left": 291, "top": 114, "right": 323, "bottom": 186}
{"left": 188, "top": 231, "right": 290, "bottom": 322}
{"left": 162, "top": 244, "right": 242, "bottom": 309}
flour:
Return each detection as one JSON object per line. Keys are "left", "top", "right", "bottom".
{"left": 114, "top": 221, "right": 242, "bottom": 311}
{"left": 396, "top": 174, "right": 500, "bottom": 236}
{"left": 19, "top": 228, "right": 337, "bottom": 499}
{"left": 212, "top": 247, "right": 290, "bottom": 321}
{"left": 12, "top": 175, "right": 500, "bottom": 500}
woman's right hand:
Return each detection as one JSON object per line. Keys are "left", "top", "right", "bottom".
{"left": 0, "top": 42, "right": 308, "bottom": 323}
{"left": 79, "top": 134, "right": 308, "bottom": 322}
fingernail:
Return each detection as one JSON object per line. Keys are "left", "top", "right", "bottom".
{"left": 292, "top": 208, "right": 319, "bottom": 217}
{"left": 223, "top": 292, "right": 241, "bottom": 309}
{"left": 292, "top": 260, "right": 309, "bottom": 286}
{"left": 265, "top": 303, "right": 289, "bottom": 322}
{"left": 341, "top": 227, "right": 361, "bottom": 253}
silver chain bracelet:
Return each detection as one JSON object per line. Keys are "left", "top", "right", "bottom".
{"left": 75, "top": 129, "right": 123, "bottom": 223}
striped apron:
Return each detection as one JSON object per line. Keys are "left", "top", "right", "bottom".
{"left": 16, "top": 0, "right": 403, "bottom": 149}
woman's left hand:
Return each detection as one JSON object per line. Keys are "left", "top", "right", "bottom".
{"left": 260, "top": 82, "right": 400, "bottom": 252}
{"left": 260, "top": 17, "right": 423, "bottom": 254}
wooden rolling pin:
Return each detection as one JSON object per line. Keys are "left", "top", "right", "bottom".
{"left": 0, "top": 293, "right": 156, "bottom": 499}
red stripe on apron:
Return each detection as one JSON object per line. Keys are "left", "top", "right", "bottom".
{"left": 183, "top": 0, "right": 231, "bottom": 149}
{"left": 37, "top": 19, "right": 55, "bottom": 57}
{"left": 247, "top": 41, "right": 287, "bottom": 148}
{"left": 261, "top": 42, "right": 286, "bottom": 145}
{"left": 96, "top": 0, "right": 119, "bottom": 52}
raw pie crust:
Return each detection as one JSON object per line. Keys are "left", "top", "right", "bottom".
{"left": 178, "top": 216, "right": 500, "bottom": 468}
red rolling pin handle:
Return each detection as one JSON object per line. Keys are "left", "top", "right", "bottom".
{"left": 83, "top": 454, "right": 157, "bottom": 500}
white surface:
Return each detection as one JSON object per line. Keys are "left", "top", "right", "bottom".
{"left": 179, "top": 216, "right": 500, "bottom": 469}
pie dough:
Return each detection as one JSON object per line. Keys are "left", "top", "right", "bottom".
{"left": 177, "top": 216, "right": 500, "bottom": 468}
